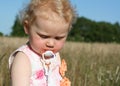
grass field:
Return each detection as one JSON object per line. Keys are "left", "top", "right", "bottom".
{"left": 0, "top": 37, "right": 120, "bottom": 86}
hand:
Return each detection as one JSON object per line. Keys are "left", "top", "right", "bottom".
{"left": 60, "top": 77, "right": 71, "bottom": 86}
{"left": 59, "top": 59, "right": 67, "bottom": 77}
{"left": 59, "top": 59, "right": 71, "bottom": 86}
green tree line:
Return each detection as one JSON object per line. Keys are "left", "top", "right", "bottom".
{"left": 68, "top": 17, "right": 120, "bottom": 43}
{"left": 10, "top": 16, "right": 120, "bottom": 43}
{"left": 0, "top": 32, "right": 3, "bottom": 36}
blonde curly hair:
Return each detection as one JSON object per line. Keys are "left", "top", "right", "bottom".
{"left": 20, "top": 0, "right": 77, "bottom": 29}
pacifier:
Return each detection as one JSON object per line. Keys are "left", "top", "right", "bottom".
{"left": 41, "top": 51, "right": 56, "bottom": 85}
{"left": 42, "top": 51, "right": 55, "bottom": 59}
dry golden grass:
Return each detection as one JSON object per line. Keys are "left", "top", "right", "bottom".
{"left": 61, "top": 42, "right": 120, "bottom": 86}
{"left": 0, "top": 37, "right": 28, "bottom": 86}
{"left": 0, "top": 37, "right": 120, "bottom": 86}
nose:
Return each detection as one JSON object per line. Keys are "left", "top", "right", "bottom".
{"left": 46, "top": 39, "right": 55, "bottom": 48}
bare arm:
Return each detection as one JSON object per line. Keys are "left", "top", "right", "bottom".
{"left": 11, "top": 52, "right": 31, "bottom": 86}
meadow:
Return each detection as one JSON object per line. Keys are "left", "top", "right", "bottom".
{"left": 0, "top": 37, "right": 120, "bottom": 86}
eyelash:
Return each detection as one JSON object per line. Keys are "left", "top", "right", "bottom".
{"left": 40, "top": 35, "right": 49, "bottom": 39}
{"left": 55, "top": 37, "right": 64, "bottom": 40}
{"left": 37, "top": 33, "right": 64, "bottom": 40}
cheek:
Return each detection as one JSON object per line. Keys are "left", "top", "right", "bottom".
{"left": 55, "top": 41, "right": 65, "bottom": 50}
{"left": 36, "top": 39, "right": 46, "bottom": 48}
{"left": 31, "top": 38, "right": 45, "bottom": 51}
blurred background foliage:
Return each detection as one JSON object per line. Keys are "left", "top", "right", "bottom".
{"left": 0, "top": 15, "right": 120, "bottom": 43}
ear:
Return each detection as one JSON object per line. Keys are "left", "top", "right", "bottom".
{"left": 23, "top": 20, "right": 29, "bottom": 34}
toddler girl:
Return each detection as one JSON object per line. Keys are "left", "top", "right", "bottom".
{"left": 9, "top": 0, "right": 76, "bottom": 86}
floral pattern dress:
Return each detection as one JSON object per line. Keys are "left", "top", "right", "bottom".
{"left": 9, "top": 44, "right": 62, "bottom": 86}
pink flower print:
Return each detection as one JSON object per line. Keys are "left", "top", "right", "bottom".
{"left": 35, "top": 69, "right": 44, "bottom": 79}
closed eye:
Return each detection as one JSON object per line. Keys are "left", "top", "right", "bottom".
{"left": 37, "top": 33, "right": 50, "bottom": 39}
{"left": 55, "top": 36, "right": 65, "bottom": 40}
{"left": 41, "top": 35, "right": 49, "bottom": 39}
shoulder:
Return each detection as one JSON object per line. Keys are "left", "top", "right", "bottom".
{"left": 11, "top": 52, "right": 31, "bottom": 78}
{"left": 10, "top": 52, "right": 31, "bottom": 85}
{"left": 11, "top": 51, "right": 31, "bottom": 72}
{"left": 12, "top": 51, "right": 30, "bottom": 64}
{"left": 9, "top": 44, "right": 30, "bottom": 68}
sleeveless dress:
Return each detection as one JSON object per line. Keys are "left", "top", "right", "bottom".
{"left": 9, "top": 44, "right": 62, "bottom": 86}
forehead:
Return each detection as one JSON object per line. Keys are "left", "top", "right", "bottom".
{"left": 34, "top": 16, "right": 69, "bottom": 32}
{"left": 34, "top": 11, "right": 70, "bottom": 29}
{"left": 34, "top": 8, "right": 66, "bottom": 22}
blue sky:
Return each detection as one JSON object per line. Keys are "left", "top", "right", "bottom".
{"left": 0, "top": 0, "right": 120, "bottom": 35}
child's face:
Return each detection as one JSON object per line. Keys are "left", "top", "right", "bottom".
{"left": 25, "top": 16, "right": 69, "bottom": 55}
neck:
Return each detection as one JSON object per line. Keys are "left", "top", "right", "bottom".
{"left": 27, "top": 42, "right": 42, "bottom": 57}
